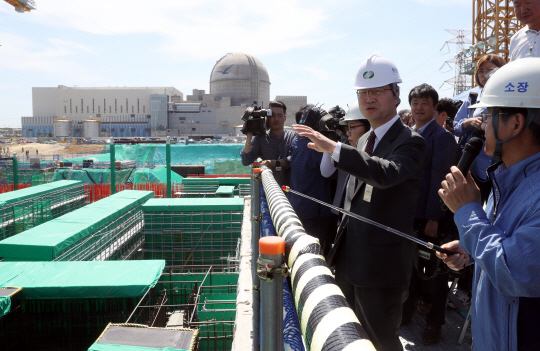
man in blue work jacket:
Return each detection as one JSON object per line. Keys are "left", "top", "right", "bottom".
{"left": 438, "top": 58, "right": 540, "bottom": 350}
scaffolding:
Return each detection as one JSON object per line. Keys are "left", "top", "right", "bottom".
{"left": 0, "top": 260, "right": 165, "bottom": 351}
{"left": 126, "top": 267, "right": 238, "bottom": 351}
{"left": 142, "top": 198, "right": 244, "bottom": 273}
{"left": 179, "top": 177, "right": 251, "bottom": 198}
{"left": 0, "top": 180, "right": 85, "bottom": 240}
{"left": 0, "top": 190, "right": 154, "bottom": 261}
{"left": 472, "top": 0, "right": 524, "bottom": 63}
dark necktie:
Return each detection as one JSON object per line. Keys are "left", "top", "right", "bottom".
{"left": 364, "top": 130, "right": 376, "bottom": 156}
{"left": 351, "top": 131, "right": 377, "bottom": 191}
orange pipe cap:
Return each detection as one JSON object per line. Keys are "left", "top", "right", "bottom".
{"left": 259, "top": 236, "right": 285, "bottom": 255}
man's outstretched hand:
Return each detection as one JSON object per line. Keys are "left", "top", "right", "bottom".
{"left": 292, "top": 124, "right": 338, "bottom": 154}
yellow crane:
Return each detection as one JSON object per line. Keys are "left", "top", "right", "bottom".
{"left": 469, "top": 1, "right": 524, "bottom": 82}
{"left": 3, "top": 0, "right": 36, "bottom": 13}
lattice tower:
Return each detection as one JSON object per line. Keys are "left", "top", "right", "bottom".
{"left": 441, "top": 30, "right": 473, "bottom": 96}
{"left": 472, "top": 0, "right": 524, "bottom": 84}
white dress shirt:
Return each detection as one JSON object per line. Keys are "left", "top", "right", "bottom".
{"left": 331, "top": 114, "right": 400, "bottom": 162}
{"left": 510, "top": 25, "right": 540, "bottom": 61}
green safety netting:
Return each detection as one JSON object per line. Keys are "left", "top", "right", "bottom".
{"left": 60, "top": 144, "right": 248, "bottom": 175}
{"left": 0, "top": 180, "right": 82, "bottom": 206}
{"left": 88, "top": 344, "right": 190, "bottom": 351}
{"left": 142, "top": 198, "right": 244, "bottom": 212}
{"left": 51, "top": 167, "right": 183, "bottom": 185}
{"left": 142, "top": 199, "right": 243, "bottom": 269}
{"left": 131, "top": 167, "right": 183, "bottom": 184}
{"left": 3, "top": 169, "right": 49, "bottom": 184}
{"left": 0, "top": 260, "right": 165, "bottom": 299}
{"left": 0, "top": 180, "right": 85, "bottom": 240}
{"left": 0, "top": 295, "right": 9, "bottom": 318}
{"left": 0, "top": 190, "right": 154, "bottom": 261}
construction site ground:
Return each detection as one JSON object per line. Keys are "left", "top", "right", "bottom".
{"left": 3, "top": 143, "right": 105, "bottom": 156}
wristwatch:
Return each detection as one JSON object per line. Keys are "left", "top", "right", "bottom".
{"left": 275, "top": 160, "right": 281, "bottom": 167}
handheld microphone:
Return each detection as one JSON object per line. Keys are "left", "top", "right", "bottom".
{"left": 441, "top": 137, "right": 484, "bottom": 210}
{"left": 457, "top": 137, "right": 484, "bottom": 176}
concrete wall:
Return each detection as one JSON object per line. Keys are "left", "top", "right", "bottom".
{"left": 32, "top": 85, "right": 182, "bottom": 120}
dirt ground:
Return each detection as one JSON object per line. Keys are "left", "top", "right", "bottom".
{"left": 1, "top": 143, "right": 105, "bottom": 156}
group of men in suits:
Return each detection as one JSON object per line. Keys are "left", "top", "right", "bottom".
{"left": 293, "top": 55, "right": 459, "bottom": 350}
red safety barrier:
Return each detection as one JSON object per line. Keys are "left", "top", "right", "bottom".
{"left": 0, "top": 183, "right": 32, "bottom": 194}
{"left": 83, "top": 183, "right": 178, "bottom": 203}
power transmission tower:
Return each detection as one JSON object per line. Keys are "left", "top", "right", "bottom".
{"left": 440, "top": 30, "right": 472, "bottom": 97}
{"left": 471, "top": 1, "right": 524, "bottom": 82}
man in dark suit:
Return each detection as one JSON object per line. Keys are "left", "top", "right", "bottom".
{"left": 293, "top": 55, "right": 426, "bottom": 351}
{"left": 401, "top": 84, "right": 459, "bottom": 345}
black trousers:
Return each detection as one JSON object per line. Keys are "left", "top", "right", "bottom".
{"left": 402, "top": 267, "right": 449, "bottom": 327}
{"left": 354, "top": 286, "right": 408, "bottom": 351}
{"left": 300, "top": 216, "right": 331, "bottom": 253}
{"left": 335, "top": 242, "right": 408, "bottom": 351}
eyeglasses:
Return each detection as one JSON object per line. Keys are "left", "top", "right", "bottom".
{"left": 478, "top": 68, "right": 495, "bottom": 75}
{"left": 346, "top": 124, "right": 365, "bottom": 132}
{"left": 356, "top": 88, "right": 392, "bottom": 98}
{"left": 480, "top": 113, "right": 491, "bottom": 124}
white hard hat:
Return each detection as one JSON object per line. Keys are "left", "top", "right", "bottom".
{"left": 469, "top": 57, "right": 540, "bottom": 163}
{"left": 470, "top": 57, "right": 540, "bottom": 110}
{"left": 353, "top": 55, "right": 402, "bottom": 89}
{"left": 339, "top": 102, "right": 367, "bottom": 125}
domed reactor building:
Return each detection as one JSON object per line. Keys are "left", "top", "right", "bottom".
{"left": 210, "top": 53, "right": 271, "bottom": 107}
{"left": 24, "top": 53, "right": 306, "bottom": 139}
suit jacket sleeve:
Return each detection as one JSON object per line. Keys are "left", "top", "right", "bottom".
{"left": 425, "top": 131, "right": 459, "bottom": 221}
{"left": 336, "top": 133, "right": 426, "bottom": 190}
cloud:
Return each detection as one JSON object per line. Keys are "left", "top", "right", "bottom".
{"left": 24, "top": 0, "right": 341, "bottom": 58}
{"left": 0, "top": 32, "right": 103, "bottom": 80}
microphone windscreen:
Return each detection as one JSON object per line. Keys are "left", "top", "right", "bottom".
{"left": 464, "top": 137, "right": 483, "bottom": 157}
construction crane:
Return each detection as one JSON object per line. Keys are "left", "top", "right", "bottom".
{"left": 3, "top": 0, "right": 36, "bottom": 13}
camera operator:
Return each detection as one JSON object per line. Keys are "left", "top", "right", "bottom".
{"left": 240, "top": 101, "right": 296, "bottom": 186}
{"left": 438, "top": 58, "right": 540, "bottom": 351}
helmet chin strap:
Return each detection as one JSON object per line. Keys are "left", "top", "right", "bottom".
{"left": 491, "top": 107, "right": 539, "bottom": 163}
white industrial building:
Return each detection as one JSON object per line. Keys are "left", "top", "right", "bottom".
{"left": 22, "top": 53, "right": 307, "bottom": 138}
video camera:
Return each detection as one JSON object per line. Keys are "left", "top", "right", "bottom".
{"left": 319, "top": 105, "right": 346, "bottom": 142}
{"left": 240, "top": 104, "right": 272, "bottom": 136}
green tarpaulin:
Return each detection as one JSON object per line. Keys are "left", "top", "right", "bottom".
{"left": 0, "top": 190, "right": 154, "bottom": 261}
{"left": 60, "top": 144, "right": 247, "bottom": 175}
{"left": 142, "top": 198, "right": 244, "bottom": 212}
{"left": 0, "top": 295, "right": 9, "bottom": 318}
{"left": 0, "top": 260, "right": 165, "bottom": 299}
{"left": 0, "top": 180, "right": 82, "bottom": 206}
{"left": 51, "top": 168, "right": 183, "bottom": 185}
{"left": 88, "top": 344, "right": 189, "bottom": 351}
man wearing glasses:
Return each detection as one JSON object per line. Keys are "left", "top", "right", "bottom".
{"left": 320, "top": 102, "right": 371, "bottom": 257}
{"left": 294, "top": 55, "right": 426, "bottom": 351}
{"left": 401, "top": 84, "right": 459, "bottom": 345}
{"left": 438, "top": 58, "right": 540, "bottom": 350}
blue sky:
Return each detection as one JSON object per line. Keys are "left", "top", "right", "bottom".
{"left": 0, "top": 0, "right": 471, "bottom": 127}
